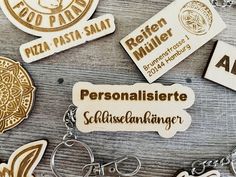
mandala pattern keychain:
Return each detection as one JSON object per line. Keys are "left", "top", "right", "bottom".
{"left": 0, "top": 56, "right": 35, "bottom": 133}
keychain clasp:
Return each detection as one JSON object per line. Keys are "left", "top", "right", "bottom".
{"left": 82, "top": 155, "right": 141, "bottom": 177}
{"left": 51, "top": 106, "right": 141, "bottom": 177}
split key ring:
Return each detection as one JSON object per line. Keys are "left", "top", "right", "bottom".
{"left": 50, "top": 139, "right": 141, "bottom": 177}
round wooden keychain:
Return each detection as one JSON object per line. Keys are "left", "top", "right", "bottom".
{"left": 0, "top": 0, "right": 116, "bottom": 63}
{"left": 0, "top": 56, "right": 35, "bottom": 133}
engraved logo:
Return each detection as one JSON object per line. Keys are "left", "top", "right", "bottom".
{"left": 0, "top": 0, "right": 97, "bottom": 36}
{"left": 179, "top": 0, "right": 213, "bottom": 35}
{"left": 38, "top": 0, "right": 63, "bottom": 12}
{"left": 0, "top": 57, "right": 35, "bottom": 133}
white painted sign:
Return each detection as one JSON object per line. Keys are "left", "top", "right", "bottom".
{"left": 73, "top": 82, "right": 195, "bottom": 138}
{"left": 120, "top": 0, "right": 226, "bottom": 83}
{"left": 204, "top": 41, "right": 236, "bottom": 91}
{"left": 0, "top": 0, "right": 116, "bottom": 63}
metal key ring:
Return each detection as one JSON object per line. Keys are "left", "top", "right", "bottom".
{"left": 50, "top": 139, "right": 95, "bottom": 177}
{"left": 115, "top": 155, "right": 142, "bottom": 177}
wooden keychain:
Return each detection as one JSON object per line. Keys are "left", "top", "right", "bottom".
{"left": 50, "top": 82, "right": 194, "bottom": 176}
{"left": 0, "top": 56, "right": 35, "bottom": 133}
{"left": 204, "top": 1, "right": 236, "bottom": 91}
{"left": 120, "top": 0, "right": 227, "bottom": 83}
{"left": 0, "top": 0, "right": 116, "bottom": 63}
{"left": 0, "top": 140, "right": 47, "bottom": 177}
{"left": 73, "top": 82, "right": 195, "bottom": 138}
{"left": 50, "top": 105, "right": 141, "bottom": 177}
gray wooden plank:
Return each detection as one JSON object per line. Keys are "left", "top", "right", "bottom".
{"left": 0, "top": 0, "right": 236, "bottom": 177}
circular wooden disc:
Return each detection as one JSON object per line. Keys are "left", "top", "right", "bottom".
{"left": 0, "top": 56, "right": 35, "bottom": 133}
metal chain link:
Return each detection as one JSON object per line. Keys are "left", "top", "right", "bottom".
{"left": 191, "top": 154, "right": 232, "bottom": 175}
{"left": 63, "top": 105, "right": 78, "bottom": 141}
{"left": 210, "top": 0, "right": 235, "bottom": 7}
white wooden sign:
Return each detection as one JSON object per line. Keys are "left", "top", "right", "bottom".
{"left": 0, "top": 0, "right": 116, "bottom": 63}
{"left": 73, "top": 82, "right": 195, "bottom": 138}
{"left": 204, "top": 41, "right": 236, "bottom": 91}
{"left": 120, "top": 0, "right": 226, "bottom": 83}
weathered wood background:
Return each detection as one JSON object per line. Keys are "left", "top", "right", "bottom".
{"left": 0, "top": 0, "right": 236, "bottom": 177}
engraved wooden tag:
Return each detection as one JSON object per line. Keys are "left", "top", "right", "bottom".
{"left": 204, "top": 41, "right": 236, "bottom": 91}
{"left": 0, "top": 56, "right": 35, "bottom": 133}
{"left": 176, "top": 171, "right": 220, "bottom": 177}
{"left": 0, "top": 0, "right": 116, "bottom": 63}
{"left": 73, "top": 82, "right": 195, "bottom": 138}
{"left": 120, "top": 0, "right": 226, "bottom": 83}
{"left": 0, "top": 140, "right": 47, "bottom": 177}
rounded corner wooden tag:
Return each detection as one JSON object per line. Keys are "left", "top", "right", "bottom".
{"left": 72, "top": 82, "right": 195, "bottom": 138}
{"left": 0, "top": 56, "right": 35, "bottom": 133}
{"left": 120, "top": 0, "right": 226, "bottom": 83}
{"left": 204, "top": 41, "right": 236, "bottom": 91}
{"left": 0, "top": 140, "right": 48, "bottom": 177}
{"left": 0, "top": 0, "right": 116, "bottom": 63}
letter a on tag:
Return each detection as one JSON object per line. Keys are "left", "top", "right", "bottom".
{"left": 120, "top": 0, "right": 226, "bottom": 83}
{"left": 204, "top": 41, "right": 236, "bottom": 91}
{"left": 73, "top": 82, "right": 195, "bottom": 138}
{"left": 0, "top": 0, "right": 116, "bottom": 63}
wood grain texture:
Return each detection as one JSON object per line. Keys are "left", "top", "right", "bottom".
{"left": 0, "top": 0, "right": 236, "bottom": 177}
